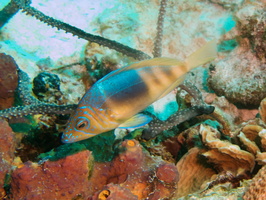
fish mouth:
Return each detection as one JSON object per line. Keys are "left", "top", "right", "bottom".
{"left": 61, "top": 132, "right": 97, "bottom": 143}
{"left": 61, "top": 135, "right": 73, "bottom": 143}
{"left": 61, "top": 133, "right": 77, "bottom": 143}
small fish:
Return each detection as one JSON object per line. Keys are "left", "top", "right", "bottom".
{"left": 62, "top": 41, "right": 217, "bottom": 143}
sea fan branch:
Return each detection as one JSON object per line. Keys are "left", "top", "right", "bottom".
{"left": 153, "top": 0, "right": 168, "bottom": 58}
{"left": 19, "top": 3, "right": 151, "bottom": 60}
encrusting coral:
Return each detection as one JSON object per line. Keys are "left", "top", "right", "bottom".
{"left": 243, "top": 165, "right": 266, "bottom": 200}
{"left": 9, "top": 139, "right": 180, "bottom": 199}
{"left": 10, "top": 150, "right": 93, "bottom": 199}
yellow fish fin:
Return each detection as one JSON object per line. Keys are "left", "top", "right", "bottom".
{"left": 156, "top": 40, "right": 217, "bottom": 100}
{"left": 156, "top": 75, "right": 186, "bottom": 99}
{"left": 185, "top": 40, "right": 217, "bottom": 70}
{"left": 98, "top": 57, "right": 183, "bottom": 83}
{"left": 118, "top": 114, "right": 152, "bottom": 129}
{"left": 128, "top": 57, "right": 183, "bottom": 69}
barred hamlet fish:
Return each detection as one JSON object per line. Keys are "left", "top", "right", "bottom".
{"left": 62, "top": 40, "right": 217, "bottom": 143}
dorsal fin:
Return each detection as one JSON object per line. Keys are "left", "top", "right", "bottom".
{"left": 98, "top": 57, "right": 183, "bottom": 83}
{"left": 128, "top": 57, "right": 183, "bottom": 70}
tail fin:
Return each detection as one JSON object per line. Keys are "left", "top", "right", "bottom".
{"left": 185, "top": 40, "right": 217, "bottom": 70}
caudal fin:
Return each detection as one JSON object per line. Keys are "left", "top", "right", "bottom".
{"left": 185, "top": 40, "right": 217, "bottom": 70}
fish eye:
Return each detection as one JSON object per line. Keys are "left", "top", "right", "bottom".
{"left": 76, "top": 118, "right": 90, "bottom": 129}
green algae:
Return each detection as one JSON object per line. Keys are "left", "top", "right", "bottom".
{"left": 218, "top": 39, "right": 238, "bottom": 52}
{"left": 38, "top": 130, "right": 116, "bottom": 162}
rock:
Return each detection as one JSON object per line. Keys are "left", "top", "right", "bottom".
{"left": 0, "top": 53, "right": 18, "bottom": 109}
{"left": 0, "top": 120, "right": 16, "bottom": 199}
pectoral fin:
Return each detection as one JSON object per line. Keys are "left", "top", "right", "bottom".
{"left": 118, "top": 114, "right": 152, "bottom": 129}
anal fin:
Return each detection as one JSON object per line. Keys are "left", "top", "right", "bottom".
{"left": 118, "top": 114, "right": 152, "bottom": 129}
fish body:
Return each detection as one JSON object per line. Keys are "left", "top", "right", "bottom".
{"left": 62, "top": 41, "right": 217, "bottom": 143}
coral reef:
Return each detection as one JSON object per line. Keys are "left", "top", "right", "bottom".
{"left": 209, "top": 0, "right": 244, "bottom": 9}
{"left": 9, "top": 140, "right": 180, "bottom": 199}
{"left": 0, "top": 0, "right": 265, "bottom": 199}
